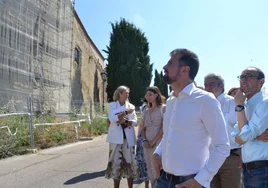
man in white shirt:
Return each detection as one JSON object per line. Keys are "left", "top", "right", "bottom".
{"left": 153, "top": 49, "right": 230, "bottom": 188}
{"left": 232, "top": 67, "right": 268, "bottom": 188}
{"left": 204, "top": 73, "right": 241, "bottom": 188}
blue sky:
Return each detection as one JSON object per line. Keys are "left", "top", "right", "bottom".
{"left": 75, "top": 0, "right": 268, "bottom": 93}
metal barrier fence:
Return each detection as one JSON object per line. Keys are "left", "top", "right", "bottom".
{"left": 0, "top": 96, "right": 108, "bottom": 151}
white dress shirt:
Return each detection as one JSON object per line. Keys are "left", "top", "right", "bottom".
{"left": 154, "top": 83, "right": 230, "bottom": 188}
{"left": 217, "top": 93, "right": 240, "bottom": 149}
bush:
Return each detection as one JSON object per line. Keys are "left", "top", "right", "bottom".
{"left": 0, "top": 132, "right": 17, "bottom": 159}
{"left": 0, "top": 113, "right": 109, "bottom": 159}
{"left": 91, "top": 117, "right": 109, "bottom": 135}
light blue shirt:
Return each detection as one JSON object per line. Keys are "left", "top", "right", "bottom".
{"left": 231, "top": 91, "right": 268, "bottom": 163}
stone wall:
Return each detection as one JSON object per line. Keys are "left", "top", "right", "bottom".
{"left": 71, "top": 11, "right": 106, "bottom": 114}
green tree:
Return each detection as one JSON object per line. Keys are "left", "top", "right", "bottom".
{"left": 154, "top": 69, "right": 160, "bottom": 89}
{"left": 104, "top": 18, "right": 153, "bottom": 105}
{"left": 154, "top": 70, "right": 168, "bottom": 99}
{"left": 160, "top": 71, "right": 168, "bottom": 98}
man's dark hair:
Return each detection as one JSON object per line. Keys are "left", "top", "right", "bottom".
{"left": 254, "top": 67, "right": 265, "bottom": 80}
{"left": 170, "top": 49, "right": 199, "bottom": 80}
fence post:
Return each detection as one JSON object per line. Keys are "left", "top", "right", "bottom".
{"left": 27, "top": 96, "right": 35, "bottom": 149}
{"left": 89, "top": 100, "right": 93, "bottom": 140}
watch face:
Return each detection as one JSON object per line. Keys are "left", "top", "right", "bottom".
{"left": 235, "top": 105, "right": 244, "bottom": 112}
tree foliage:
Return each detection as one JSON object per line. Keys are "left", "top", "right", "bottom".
{"left": 104, "top": 18, "right": 153, "bottom": 105}
{"left": 154, "top": 70, "right": 169, "bottom": 99}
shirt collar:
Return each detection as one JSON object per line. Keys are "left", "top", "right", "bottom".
{"left": 246, "top": 91, "right": 263, "bottom": 106}
{"left": 217, "top": 92, "right": 225, "bottom": 102}
{"left": 169, "top": 82, "right": 196, "bottom": 98}
{"left": 116, "top": 100, "right": 128, "bottom": 108}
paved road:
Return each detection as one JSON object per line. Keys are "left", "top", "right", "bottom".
{"left": 0, "top": 135, "right": 145, "bottom": 188}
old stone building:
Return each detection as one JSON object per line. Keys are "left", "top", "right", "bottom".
{"left": 0, "top": 0, "right": 107, "bottom": 114}
{"left": 0, "top": 0, "right": 73, "bottom": 113}
{"left": 71, "top": 11, "right": 107, "bottom": 114}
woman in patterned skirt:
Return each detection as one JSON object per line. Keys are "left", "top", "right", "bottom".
{"left": 105, "top": 85, "right": 138, "bottom": 188}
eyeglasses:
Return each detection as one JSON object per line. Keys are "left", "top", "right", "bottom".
{"left": 237, "top": 74, "right": 258, "bottom": 81}
{"left": 204, "top": 83, "right": 217, "bottom": 88}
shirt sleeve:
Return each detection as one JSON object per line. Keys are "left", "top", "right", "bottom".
{"left": 195, "top": 96, "right": 230, "bottom": 187}
{"left": 239, "top": 100, "right": 268, "bottom": 142}
{"left": 154, "top": 138, "right": 162, "bottom": 157}
{"left": 108, "top": 102, "right": 119, "bottom": 123}
{"left": 231, "top": 124, "right": 241, "bottom": 145}
{"left": 228, "top": 99, "right": 237, "bottom": 127}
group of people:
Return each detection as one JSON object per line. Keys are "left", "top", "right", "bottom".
{"left": 104, "top": 48, "right": 268, "bottom": 188}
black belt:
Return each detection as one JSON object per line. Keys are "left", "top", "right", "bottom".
{"left": 244, "top": 160, "right": 268, "bottom": 169}
{"left": 230, "top": 148, "right": 241, "bottom": 156}
{"left": 161, "top": 170, "right": 196, "bottom": 182}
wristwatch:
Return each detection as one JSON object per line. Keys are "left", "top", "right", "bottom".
{"left": 235, "top": 105, "right": 245, "bottom": 112}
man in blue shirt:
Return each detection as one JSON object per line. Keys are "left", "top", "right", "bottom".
{"left": 232, "top": 66, "right": 268, "bottom": 188}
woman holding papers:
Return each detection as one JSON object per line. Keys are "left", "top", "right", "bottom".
{"left": 105, "top": 85, "right": 138, "bottom": 188}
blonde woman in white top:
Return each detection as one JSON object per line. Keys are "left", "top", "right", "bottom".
{"left": 105, "top": 85, "right": 138, "bottom": 188}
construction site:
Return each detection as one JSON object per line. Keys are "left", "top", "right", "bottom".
{"left": 0, "top": 0, "right": 74, "bottom": 113}
{"left": 0, "top": 1, "right": 108, "bottom": 155}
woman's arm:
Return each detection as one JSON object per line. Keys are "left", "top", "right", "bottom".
{"left": 141, "top": 111, "right": 151, "bottom": 148}
{"left": 142, "top": 124, "right": 151, "bottom": 148}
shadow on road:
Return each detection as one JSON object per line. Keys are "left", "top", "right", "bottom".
{"left": 64, "top": 170, "right": 105, "bottom": 185}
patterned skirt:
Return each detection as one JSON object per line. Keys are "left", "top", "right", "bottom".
{"left": 135, "top": 132, "right": 149, "bottom": 181}
{"left": 105, "top": 139, "right": 138, "bottom": 180}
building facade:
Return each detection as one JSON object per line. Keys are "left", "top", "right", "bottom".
{"left": 0, "top": 0, "right": 107, "bottom": 114}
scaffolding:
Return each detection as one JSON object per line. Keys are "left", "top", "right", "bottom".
{"left": 0, "top": 0, "right": 74, "bottom": 113}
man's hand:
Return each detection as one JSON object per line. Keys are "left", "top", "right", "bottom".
{"left": 175, "top": 179, "right": 202, "bottom": 188}
{"left": 234, "top": 89, "right": 246, "bottom": 105}
{"left": 235, "top": 135, "right": 246, "bottom": 145}
{"left": 152, "top": 154, "right": 162, "bottom": 178}
{"left": 256, "top": 130, "right": 268, "bottom": 142}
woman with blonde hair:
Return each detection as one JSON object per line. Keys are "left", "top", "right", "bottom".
{"left": 141, "top": 86, "right": 166, "bottom": 188}
{"left": 105, "top": 85, "right": 138, "bottom": 188}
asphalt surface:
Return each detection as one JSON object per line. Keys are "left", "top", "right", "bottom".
{"left": 0, "top": 135, "right": 145, "bottom": 188}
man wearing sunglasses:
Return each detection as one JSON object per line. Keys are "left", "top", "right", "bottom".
{"left": 232, "top": 67, "right": 268, "bottom": 188}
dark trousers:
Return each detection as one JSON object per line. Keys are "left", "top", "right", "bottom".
{"left": 156, "top": 170, "right": 203, "bottom": 188}
{"left": 243, "top": 163, "right": 268, "bottom": 188}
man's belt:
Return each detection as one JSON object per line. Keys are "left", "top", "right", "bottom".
{"left": 244, "top": 160, "right": 268, "bottom": 169}
{"left": 161, "top": 170, "right": 196, "bottom": 182}
{"left": 230, "top": 148, "right": 241, "bottom": 156}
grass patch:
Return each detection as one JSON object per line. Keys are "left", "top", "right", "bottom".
{"left": 0, "top": 113, "right": 108, "bottom": 159}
